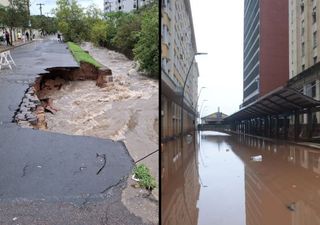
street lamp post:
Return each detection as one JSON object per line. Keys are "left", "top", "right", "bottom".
{"left": 199, "top": 100, "right": 208, "bottom": 116}
{"left": 195, "top": 87, "right": 206, "bottom": 125}
{"left": 180, "top": 52, "right": 207, "bottom": 137}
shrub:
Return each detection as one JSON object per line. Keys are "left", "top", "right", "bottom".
{"left": 133, "top": 164, "right": 157, "bottom": 190}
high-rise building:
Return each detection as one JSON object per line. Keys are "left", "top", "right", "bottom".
{"left": 161, "top": 0, "right": 199, "bottom": 139}
{"left": 104, "top": 0, "right": 151, "bottom": 13}
{"left": 242, "top": 0, "right": 289, "bottom": 107}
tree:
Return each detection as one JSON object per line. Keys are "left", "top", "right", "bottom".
{"left": 3, "top": 0, "right": 30, "bottom": 43}
{"left": 90, "top": 20, "right": 108, "bottom": 46}
{"left": 55, "top": 0, "right": 86, "bottom": 42}
{"left": 31, "top": 15, "right": 58, "bottom": 35}
{"left": 112, "top": 13, "right": 141, "bottom": 58}
{"left": 133, "top": 3, "right": 159, "bottom": 77}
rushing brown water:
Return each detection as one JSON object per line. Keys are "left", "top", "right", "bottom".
{"left": 161, "top": 131, "right": 320, "bottom": 225}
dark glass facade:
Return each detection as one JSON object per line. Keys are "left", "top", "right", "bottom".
{"left": 243, "top": 0, "right": 260, "bottom": 106}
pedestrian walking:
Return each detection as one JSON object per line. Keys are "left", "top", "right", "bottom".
{"left": 5, "top": 31, "right": 11, "bottom": 46}
{"left": 57, "top": 33, "right": 61, "bottom": 42}
{"left": 25, "top": 31, "right": 29, "bottom": 41}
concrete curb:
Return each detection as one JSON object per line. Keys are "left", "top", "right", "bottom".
{"left": 0, "top": 40, "right": 34, "bottom": 53}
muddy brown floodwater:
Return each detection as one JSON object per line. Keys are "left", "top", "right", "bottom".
{"left": 38, "top": 43, "right": 159, "bottom": 224}
{"left": 161, "top": 131, "right": 320, "bottom": 225}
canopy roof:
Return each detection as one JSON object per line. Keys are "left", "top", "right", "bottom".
{"left": 225, "top": 86, "right": 320, "bottom": 121}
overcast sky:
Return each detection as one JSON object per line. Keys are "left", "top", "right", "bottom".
{"left": 30, "top": 0, "right": 103, "bottom": 15}
{"left": 190, "top": 0, "right": 244, "bottom": 117}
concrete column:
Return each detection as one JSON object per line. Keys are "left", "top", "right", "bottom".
{"left": 268, "top": 116, "right": 272, "bottom": 137}
{"left": 284, "top": 116, "right": 288, "bottom": 140}
{"left": 275, "top": 115, "right": 279, "bottom": 138}
{"left": 264, "top": 117, "right": 268, "bottom": 137}
{"left": 294, "top": 111, "right": 300, "bottom": 140}
{"left": 307, "top": 109, "right": 313, "bottom": 139}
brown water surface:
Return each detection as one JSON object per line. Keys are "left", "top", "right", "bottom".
{"left": 161, "top": 131, "right": 320, "bottom": 225}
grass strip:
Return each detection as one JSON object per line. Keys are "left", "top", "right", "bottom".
{"left": 67, "top": 42, "right": 103, "bottom": 68}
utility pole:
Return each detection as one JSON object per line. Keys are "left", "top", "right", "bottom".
{"left": 37, "top": 3, "right": 45, "bottom": 16}
{"left": 136, "top": 0, "right": 139, "bottom": 10}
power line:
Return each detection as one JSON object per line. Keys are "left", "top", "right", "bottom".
{"left": 36, "top": 3, "right": 44, "bottom": 16}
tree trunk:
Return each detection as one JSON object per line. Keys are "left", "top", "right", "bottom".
{"left": 10, "top": 27, "right": 13, "bottom": 45}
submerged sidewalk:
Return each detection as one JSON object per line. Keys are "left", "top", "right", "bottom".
{"left": 0, "top": 39, "right": 147, "bottom": 225}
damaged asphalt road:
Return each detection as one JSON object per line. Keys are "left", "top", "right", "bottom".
{"left": 0, "top": 39, "right": 149, "bottom": 224}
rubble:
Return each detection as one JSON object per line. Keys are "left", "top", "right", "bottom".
{"left": 14, "top": 64, "right": 114, "bottom": 129}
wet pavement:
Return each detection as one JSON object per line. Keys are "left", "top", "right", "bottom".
{"left": 162, "top": 131, "right": 320, "bottom": 225}
{"left": 0, "top": 38, "right": 149, "bottom": 224}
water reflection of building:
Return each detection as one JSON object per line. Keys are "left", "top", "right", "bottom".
{"left": 229, "top": 136, "right": 320, "bottom": 225}
{"left": 161, "top": 136, "right": 200, "bottom": 225}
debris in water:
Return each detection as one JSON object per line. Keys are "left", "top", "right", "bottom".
{"left": 12, "top": 217, "right": 18, "bottom": 221}
{"left": 292, "top": 184, "right": 297, "bottom": 188}
{"left": 286, "top": 202, "right": 296, "bottom": 211}
{"left": 250, "top": 155, "right": 263, "bottom": 162}
{"left": 186, "top": 134, "right": 193, "bottom": 144}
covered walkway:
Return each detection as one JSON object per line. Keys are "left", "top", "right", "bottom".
{"left": 224, "top": 86, "right": 320, "bottom": 141}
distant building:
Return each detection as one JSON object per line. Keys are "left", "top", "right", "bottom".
{"left": 104, "top": 0, "right": 151, "bottom": 13}
{"left": 201, "top": 111, "right": 228, "bottom": 125}
{"left": 242, "top": 0, "right": 289, "bottom": 107}
{"left": 161, "top": 0, "right": 199, "bottom": 139}
{"left": 0, "top": 0, "right": 9, "bottom": 7}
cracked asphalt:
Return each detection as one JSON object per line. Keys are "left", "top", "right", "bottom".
{"left": 0, "top": 39, "right": 149, "bottom": 225}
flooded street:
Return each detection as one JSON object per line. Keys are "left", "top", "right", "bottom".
{"left": 162, "top": 131, "right": 320, "bottom": 225}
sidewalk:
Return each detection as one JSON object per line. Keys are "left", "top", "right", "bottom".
{"left": 0, "top": 39, "right": 33, "bottom": 53}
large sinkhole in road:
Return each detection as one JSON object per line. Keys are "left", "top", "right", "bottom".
{"left": 14, "top": 47, "right": 158, "bottom": 144}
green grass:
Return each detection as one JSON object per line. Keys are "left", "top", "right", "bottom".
{"left": 133, "top": 164, "right": 157, "bottom": 190}
{"left": 67, "top": 42, "right": 103, "bottom": 68}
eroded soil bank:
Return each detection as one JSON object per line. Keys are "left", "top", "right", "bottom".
{"left": 14, "top": 43, "right": 159, "bottom": 224}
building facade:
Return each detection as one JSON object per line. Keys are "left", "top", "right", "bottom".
{"left": 104, "top": 0, "right": 151, "bottom": 13}
{"left": 242, "top": 0, "right": 289, "bottom": 107}
{"left": 161, "top": 0, "right": 199, "bottom": 139}
{"left": 0, "top": 0, "right": 9, "bottom": 7}
{"left": 289, "top": 0, "right": 320, "bottom": 102}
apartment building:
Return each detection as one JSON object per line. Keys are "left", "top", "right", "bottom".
{"left": 0, "top": 0, "right": 9, "bottom": 6}
{"left": 104, "top": 0, "right": 151, "bottom": 13}
{"left": 289, "top": 0, "right": 320, "bottom": 100}
{"left": 161, "top": 0, "right": 199, "bottom": 139}
{"left": 242, "top": 0, "right": 289, "bottom": 107}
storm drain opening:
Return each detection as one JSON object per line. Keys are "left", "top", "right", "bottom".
{"left": 13, "top": 63, "right": 114, "bottom": 130}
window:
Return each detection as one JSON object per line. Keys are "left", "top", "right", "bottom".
{"left": 301, "top": 2, "right": 304, "bottom": 13}
{"left": 313, "top": 7, "right": 317, "bottom": 23}
{"left": 302, "top": 20, "right": 305, "bottom": 35}
{"left": 314, "top": 31, "right": 317, "bottom": 48}
{"left": 314, "top": 56, "right": 318, "bottom": 64}
{"left": 302, "top": 42, "right": 305, "bottom": 56}
{"left": 302, "top": 64, "right": 305, "bottom": 70}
